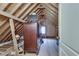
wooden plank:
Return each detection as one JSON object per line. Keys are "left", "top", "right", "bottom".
{"left": 4, "top": 32, "right": 12, "bottom": 42}
{"left": 45, "top": 13, "right": 58, "bottom": 26}
{"left": 1, "top": 23, "right": 22, "bottom": 42}
{"left": 45, "top": 9, "right": 58, "bottom": 19}
{"left": 20, "top": 3, "right": 38, "bottom": 19}
{"left": 36, "top": 10, "right": 44, "bottom": 15}
{"left": 24, "top": 4, "right": 40, "bottom": 20}
{"left": 4, "top": 4, "right": 18, "bottom": 13}
{"left": 1, "top": 4, "right": 28, "bottom": 37}
{"left": 0, "top": 18, "right": 8, "bottom": 27}
{"left": 0, "top": 4, "right": 22, "bottom": 34}
{"left": 7, "top": 26, "right": 23, "bottom": 42}
{"left": 0, "top": 22, "right": 9, "bottom": 35}
{"left": 0, "top": 28, "right": 11, "bottom": 41}
{"left": 9, "top": 18, "right": 19, "bottom": 55}
{"left": 17, "top": 27, "right": 23, "bottom": 35}
{"left": 44, "top": 4, "right": 58, "bottom": 14}
{"left": 35, "top": 9, "right": 40, "bottom": 14}
{"left": 23, "top": 4, "right": 38, "bottom": 20}
{"left": 6, "top": 24, "right": 23, "bottom": 42}
{"left": 2, "top": 24, "right": 22, "bottom": 42}
{"left": 16, "top": 4, "right": 31, "bottom": 17}
{"left": 29, "top": 4, "right": 40, "bottom": 15}
{"left": 0, "top": 3, "right": 10, "bottom": 10}
{"left": 16, "top": 25, "right": 23, "bottom": 34}
{"left": 0, "top": 4, "right": 24, "bottom": 37}
{"left": 0, "top": 25, "right": 11, "bottom": 40}
{"left": 10, "top": 3, "right": 22, "bottom": 14}
{"left": 4, "top": 24, "right": 23, "bottom": 42}
{"left": 0, "top": 9, "right": 26, "bottom": 23}
{"left": 50, "top": 3, "right": 58, "bottom": 9}
{"left": 45, "top": 9, "right": 58, "bottom": 23}
{"left": 41, "top": 4, "right": 57, "bottom": 17}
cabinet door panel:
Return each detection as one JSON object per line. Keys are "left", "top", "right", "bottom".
{"left": 23, "top": 23, "right": 37, "bottom": 52}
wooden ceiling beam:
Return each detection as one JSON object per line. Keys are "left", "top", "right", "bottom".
{"left": 36, "top": 10, "right": 44, "bottom": 15}
{"left": 0, "top": 22, "right": 9, "bottom": 35}
{"left": 3, "top": 32, "right": 12, "bottom": 42}
{"left": 3, "top": 33, "right": 11, "bottom": 42}
{"left": 0, "top": 4, "right": 25, "bottom": 36}
{"left": 20, "top": 3, "right": 38, "bottom": 19}
{"left": 18, "top": 27, "right": 23, "bottom": 34}
{"left": 0, "top": 4, "right": 23, "bottom": 35}
{"left": 2, "top": 23, "right": 23, "bottom": 42}
{"left": 29, "top": 4, "right": 40, "bottom": 15}
{"left": 1, "top": 22, "right": 21, "bottom": 41}
{"left": 9, "top": 19, "right": 19, "bottom": 55}
{"left": 41, "top": 4, "right": 57, "bottom": 17}
{"left": 35, "top": 9, "right": 41, "bottom": 14}
{"left": 45, "top": 9, "right": 58, "bottom": 21}
{"left": 44, "top": 4, "right": 58, "bottom": 14}
{"left": 44, "top": 9, "right": 58, "bottom": 25}
{"left": 7, "top": 24, "right": 23, "bottom": 42}
{"left": 15, "top": 24, "right": 23, "bottom": 31}
{"left": 2, "top": 20, "right": 23, "bottom": 42}
{"left": 35, "top": 6, "right": 45, "bottom": 14}
{"left": 1, "top": 17, "right": 23, "bottom": 40}
{"left": 0, "top": 18, "right": 8, "bottom": 27}
{"left": 24, "top": 4, "right": 40, "bottom": 20}
{"left": 0, "top": 3, "right": 10, "bottom": 10}
{"left": 8, "top": 26, "right": 23, "bottom": 42}
{"left": 6, "top": 25, "right": 23, "bottom": 40}
{"left": 50, "top": 3, "right": 58, "bottom": 9}
{"left": 16, "top": 4, "right": 31, "bottom": 18}
{"left": 0, "top": 27, "right": 11, "bottom": 41}
{"left": 5, "top": 26, "right": 23, "bottom": 42}
{"left": 0, "top": 9, "right": 26, "bottom": 23}
{"left": 10, "top": 3, "right": 23, "bottom": 14}
{"left": 16, "top": 25, "right": 23, "bottom": 33}
{"left": 44, "top": 9, "right": 55, "bottom": 17}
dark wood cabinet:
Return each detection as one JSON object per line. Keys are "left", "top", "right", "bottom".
{"left": 23, "top": 23, "right": 37, "bottom": 52}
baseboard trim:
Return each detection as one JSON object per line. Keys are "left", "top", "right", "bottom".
{"left": 60, "top": 42, "right": 79, "bottom": 56}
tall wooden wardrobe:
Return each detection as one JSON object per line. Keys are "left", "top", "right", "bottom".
{"left": 23, "top": 23, "right": 37, "bottom": 53}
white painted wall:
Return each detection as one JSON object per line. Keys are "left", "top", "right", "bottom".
{"left": 59, "top": 4, "right": 79, "bottom": 56}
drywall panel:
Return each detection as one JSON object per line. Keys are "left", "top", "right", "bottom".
{"left": 59, "top": 4, "right": 79, "bottom": 55}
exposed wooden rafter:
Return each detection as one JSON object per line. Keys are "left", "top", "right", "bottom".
{"left": 41, "top": 4, "right": 57, "bottom": 17}
{"left": 24, "top": 4, "right": 40, "bottom": 20}
{"left": 20, "top": 3, "right": 38, "bottom": 19}
{"left": 10, "top": 3, "right": 22, "bottom": 14}
{"left": 9, "top": 19, "right": 19, "bottom": 55}
{"left": 0, "top": 9, "right": 26, "bottom": 23}
{"left": 16, "top": 4, "right": 31, "bottom": 18}
{"left": 0, "top": 3, "right": 10, "bottom": 10}
{"left": 45, "top": 4, "right": 58, "bottom": 14}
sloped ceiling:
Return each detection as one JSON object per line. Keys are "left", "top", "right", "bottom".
{"left": 0, "top": 3, "right": 58, "bottom": 43}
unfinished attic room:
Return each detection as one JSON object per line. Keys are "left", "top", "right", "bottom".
{"left": 0, "top": 3, "right": 59, "bottom": 56}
